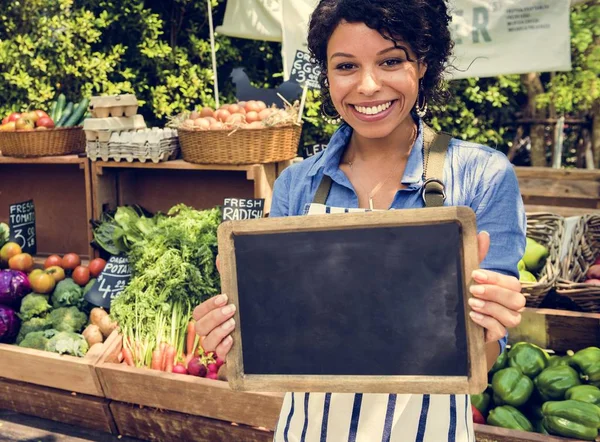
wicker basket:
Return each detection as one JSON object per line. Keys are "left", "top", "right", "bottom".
{"left": 556, "top": 214, "right": 600, "bottom": 312}
{"left": 521, "top": 212, "right": 565, "bottom": 307}
{"left": 178, "top": 124, "right": 302, "bottom": 165}
{"left": 0, "top": 127, "right": 86, "bottom": 157}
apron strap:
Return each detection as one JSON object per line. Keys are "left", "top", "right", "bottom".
{"left": 421, "top": 124, "right": 451, "bottom": 208}
{"left": 312, "top": 174, "right": 333, "bottom": 205}
{"left": 310, "top": 124, "right": 452, "bottom": 207}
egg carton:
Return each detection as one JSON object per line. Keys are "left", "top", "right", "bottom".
{"left": 86, "top": 127, "right": 180, "bottom": 163}
{"left": 83, "top": 115, "right": 147, "bottom": 141}
{"left": 89, "top": 94, "right": 139, "bottom": 118}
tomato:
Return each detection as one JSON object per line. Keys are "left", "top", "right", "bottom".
{"left": 8, "top": 253, "right": 34, "bottom": 273}
{"left": 28, "top": 269, "right": 44, "bottom": 280}
{"left": 44, "top": 254, "right": 63, "bottom": 269}
{"left": 88, "top": 258, "right": 107, "bottom": 278}
{"left": 30, "top": 272, "right": 56, "bottom": 294}
{"left": 45, "top": 265, "right": 66, "bottom": 283}
{"left": 15, "top": 117, "right": 34, "bottom": 131}
{"left": 7, "top": 112, "right": 21, "bottom": 123}
{"left": 471, "top": 405, "right": 486, "bottom": 425}
{"left": 36, "top": 116, "right": 55, "bottom": 129}
{"left": 0, "top": 242, "right": 22, "bottom": 263}
{"left": 72, "top": 266, "right": 91, "bottom": 286}
{"left": 62, "top": 253, "right": 81, "bottom": 270}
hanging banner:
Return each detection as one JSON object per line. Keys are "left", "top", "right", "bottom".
{"left": 217, "top": 0, "right": 572, "bottom": 80}
{"left": 447, "top": 0, "right": 572, "bottom": 79}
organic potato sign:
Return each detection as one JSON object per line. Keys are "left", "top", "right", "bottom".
{"left": 8, "top": 200, "right": 36, "bottom": 255}
{"left": 85, "top": 255, "right": 131, "bottom": 308}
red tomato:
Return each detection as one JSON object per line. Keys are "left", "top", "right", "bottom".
{"left": 72, "top": 266, "right": 91, "bottom": 286}
{"left": 471, "top": 405, "right": 486, "bottom": 425}
{"left": 44, "top": 254, "right": 63, "bottom": 268}
{"left": 88, "top": 258, "right": 107, "bottom": 278}
{"left": 7, "top": 112, "right": 21, "bottom": 123}
{"left": 62, "top": 253, "right": 81, "bottom": 270}
{"left": 36, "top": 116, "right": 55, "bottom": 129}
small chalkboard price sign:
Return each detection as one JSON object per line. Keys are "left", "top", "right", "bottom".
{"left": 222, "top": 198, "right": 265, "bottom": 222}
{"left": 84, "top": 255, "right": 131, "bottom": 309}
{"left": 217, "top": 207, "right": 487, "bottom": 394}
{"left": 9, "top": 200, "right": 36, "bottom": 255}
{"left": 290, "top": 50, "right": 321, "bottom": 90}
{"left": 302, "top": 143, "right": 327, "bottom": 159}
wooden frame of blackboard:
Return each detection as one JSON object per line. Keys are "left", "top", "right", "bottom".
{"left": 217, "top": 206, "right": 487, "bottom": 394}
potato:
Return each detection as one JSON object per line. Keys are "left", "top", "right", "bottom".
{"left": 587, "top": 264, "right": 600, "bottom": 279}
{"left": 82, "top": 324, "right": 104, "bottom": 347}
{"left": 98, "top": 314, "right": 118, "bottom": 338}
{"left": 90, "top": 307, "right": 109, "bottom": 326}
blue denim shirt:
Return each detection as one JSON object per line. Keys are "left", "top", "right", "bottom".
{"left": 270, "top": 119, "right": 527, "bottom": 353}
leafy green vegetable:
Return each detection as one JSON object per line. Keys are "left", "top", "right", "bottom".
{"left": 18, "top": 293, "right": 52, "bottom": 321}
{"left": 16, "top": 316, "right": 52, "bottom": 344}
{"left": 49, "top": 306, "right": 88, "bottom": 333}
{"left": 111, "top": 204, "right": 220, "bottom": 367}
{"left": 45, "top": 330, "right": 88, "bottom": 357}
{"left": 0, "top": 222, "right": 9, "bottom": 248}
{"left": 83, "top": 278, "right": 96, "bottom": 296}
{"left": 51, "top": 278, "right": 84, "bottom": 309}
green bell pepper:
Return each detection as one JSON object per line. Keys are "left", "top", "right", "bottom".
{"left": 492, "top": 367, "right": 534, "bottom": 407}
{"left": 487, "top": 405, "right": 533, "bottom": 432}
{"left": 548, "top": 350, "right": 574, "bottom": 368}
{"left": 570, "top": 347, "right": 600, "bottom": 387}
{"left": 534, "top": 365, "right": 582, "bottom": 401}
{"left": 542, "top": 400, "right": 600, "bottom": 441}
{"left": 490, "top": 349, "right": 508, "bottom": 375}
{"left": 565, "top": 384, "right": 600, "bottom": 406}
{"left": 508, "top": 342, "right": 549, "bottom": 378}
{"left": 471, "top": 392, "right": 491, "bottom": 415}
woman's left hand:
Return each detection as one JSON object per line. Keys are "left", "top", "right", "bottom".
{"left": 469, "top": 231, "right": 526, "bottom": 343}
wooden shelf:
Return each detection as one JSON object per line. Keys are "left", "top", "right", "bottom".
{"left": 0, "top": 155, "right": 86, "bottom": 167}
{"left": 94, "top": 159, "right": 259, "bottom": 176}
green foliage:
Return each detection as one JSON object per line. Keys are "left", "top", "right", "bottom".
{"left": 536, "top": 2, "right": 600, "bottom": 115}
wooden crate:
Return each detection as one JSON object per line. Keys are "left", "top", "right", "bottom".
{"left": 0, "top": 330, "right": 118, "bottom": 397}
{"left": 516, "top": 166, "right": 600, "bottom": 215}
{"left": 96, "top": 334, "right": 284, "bottom": 430}
{"left": 508, "top": 307, "right": 600, "bottom": 353}
{"left": 110, "top": 401, "right": 273, "bottom": 442}
{"left": 91, "top": 160, "right": 289, "bottom": 222}
{"left": 0, "top": 155, "right": 94, "bottom": 258}
{"left": 475, "top": 423, "right": 587, "bottom": 442}
{"left": 0, "top": 378, "right": 116, "bottom": 434}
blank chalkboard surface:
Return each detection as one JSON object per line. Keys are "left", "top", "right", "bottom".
{"left": 218, "top": 207, "right": 487, "bottom": 394}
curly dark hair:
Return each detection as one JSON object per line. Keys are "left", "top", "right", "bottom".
{"left": 307, "top": 0, "right": 454, "bottom": 116}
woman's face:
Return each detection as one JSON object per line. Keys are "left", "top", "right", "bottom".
{"left": 326, "top": 21, "right": 426, "bottom": 139}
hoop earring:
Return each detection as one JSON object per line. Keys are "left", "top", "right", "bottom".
{"left": 321, "top": 102, "right": 342, "bottom": 125}
{"left": 415, "top": 80, "right": 428, "bottom": 118}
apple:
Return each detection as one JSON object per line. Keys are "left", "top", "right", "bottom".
{"left": 34, "top": 110, "right": 50, "bottom": 120}
{"left": 15, "top": 117, "right": 34, "bottom": 131}
{"left": 22, "top": 111, "right": 39, "bottom": 123}
{"left": 7, "top": 112, "right": 21, "bottom": 123}
{"left": 36, "top": 116, "right": 55, "bottom": 129}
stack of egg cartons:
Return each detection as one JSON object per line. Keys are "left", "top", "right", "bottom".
{"left": 84, "top": 94, "right": 180, "bottom": 163}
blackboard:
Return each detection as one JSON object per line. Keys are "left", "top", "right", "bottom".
{"left": 9, "top": 200, "right": 36, "bottom": 255}
{"left": 222, "top": 198, "right": 265, "bottom": 221}
{"left": 218, "top": 207, "right": 487, "bottom": 394}
{"left": 302, "top": 143, "right": 327, "bottom": 159}
{"left": 84, "top": 255, "right": 131, "bottom": 309}
{"left": 289, "top": 50, "right": 321, "bottom": 90}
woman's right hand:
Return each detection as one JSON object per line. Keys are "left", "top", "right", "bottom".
{"left": 192, "top": 294, "right": 236, "bottom": 360}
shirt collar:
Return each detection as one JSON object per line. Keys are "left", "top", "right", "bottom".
{"left": 307, "top": 118, "right": 425, "bottom": 186}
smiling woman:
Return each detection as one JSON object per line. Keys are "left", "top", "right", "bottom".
{"left": 192, "top": 1, "right": 528, "bottom": 441}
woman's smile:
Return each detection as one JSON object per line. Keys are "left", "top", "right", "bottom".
{"left": 348, "top": 99, "right": 399, "bottom": 122}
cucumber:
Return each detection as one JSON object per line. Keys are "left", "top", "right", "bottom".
{"left": 64, "top": 98, "right": 90, "bottom": 127}
{"left": 54, "top": 93, "right": 66, "bottom": 122}
{"left": 55, "top": 102, "right": 74, "bottom": 127}
{"left": 77, "top": 110, "right": 91, "bottom": 126}
{"left": 49, "top": 101, "right": 58, "bottom": 122}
